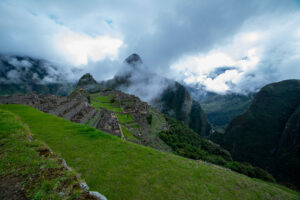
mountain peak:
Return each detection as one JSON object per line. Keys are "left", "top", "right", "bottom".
{"left": 125, "top": 53, "right": 143, "bottom": 66}
{"left": 76, "top": 73, "right": 100, "bottom": 92}
{"left": 77, "top": 73, "right": 97, "bottom": 87}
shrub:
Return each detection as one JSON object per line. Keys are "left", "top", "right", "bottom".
{"left": 146, "top": 114, "right": 152, "bottom": 125}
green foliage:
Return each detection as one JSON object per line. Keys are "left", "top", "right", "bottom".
{"left": 159, "top": 116, "right": 276, "bottom": 183}
{"left": 1, "top": 104, "right": 298, "bottom": 200}
{"left": 225, "top": 162, "right": 275, "bottom": 182}
{"left": 146, "top": 114, "right": 152, "bottom": 125}
{"left": 159, "top": 116, "right": 232, "bottom": 162}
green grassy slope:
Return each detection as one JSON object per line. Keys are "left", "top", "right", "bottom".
{"left": 0, "top": 104, "right": 298, "bottom": 200}
{"left": 0, "top": 109, "right": 92, "bottom": 199}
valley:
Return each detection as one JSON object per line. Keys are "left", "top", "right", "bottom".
{"left": 0, "top": 54, "right": 300, "bottom": 199}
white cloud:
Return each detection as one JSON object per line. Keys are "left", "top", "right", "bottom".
{"left": 56, "top": 31, "right": 123, "bottom": 66}
{"left": 170, "top": 12, "right": 300, "bottom": 94}
{"left": 171, "top": 32, "right": 262, "bottom": 93}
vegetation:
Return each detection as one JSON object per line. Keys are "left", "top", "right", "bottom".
{"left": 218, "top": 80, "right": 300, "bottom": 189}
{"left": 199, "top": 93, "right": 254, "bottom": 131}
{"left": 159, "top": 117, "right": 231, "bottom": 163}
{"left": 0, "top": 104, "right": 298, "bottom": 200}
{"left": 116, "top": 113, "right": 134, "bottom": 124}
{"left": 225, "top": 162, "right": 275, "bottom": 182}
{"left": 159, "top": 116, "right": 275, "bottom": 182}
{"left": 146, "top": 114, "right": 152, "bottom": 124}
{"left": 120, "top": 125, "right": 139, "bottom": 141}
{"left": 90, "top": 94, "right": 122, "bottom": 112}
{"left": 149, "top": 108, "right": 167, "bottom": 132}
{"left": 0, "top": 109, "right": 91, "bottom": 199}
{"left": 157, "top": 82, "right": 211, "bottom": 136}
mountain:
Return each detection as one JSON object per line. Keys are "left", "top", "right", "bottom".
{"left": 0, "top": 104, "right": 298, "bottom": 199}
{"left": 1, "top": 83, "right": 277, "bottom": 182}
{"left": 185, "top": 84, "right": 254, "bottom": 131}
{"left": 99, "top": 54, "right": 212, "bottom": 137}
{"left": 199, "top": 93, "right": 254, "bottom": 131}
{"left": 213, "top": 79, "right": 300, "bottom": 189}
{"left": 0, "top": 53, "right": 211, "bottom": 136}
{"left": 0, "top": 88, "right": 227, "bottom": 163}
{"left": 76, "top": 73, "right": 101, "bottom": 93}
{"left": 0, "top": 54, "right": 74, "bottom": 96}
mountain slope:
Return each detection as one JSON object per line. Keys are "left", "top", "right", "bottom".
{"left": 0, "top": 104, "right": 298, "bottom": 200}
{"left": 217, "top": 79, "right": 300, "bottom": 188}
{"left": 185, "top": 84, "right": 254, "bottom": 130}
{"left": 199, "top": 93, "right": 254, "bottom": 131}
{"left": 0, "top": 88, "right": 231, "bottom": 165}
{"left": 0, "top": 54, "right": 74, "bottom": 96}
{"left": 99, "top": 54, "right": 211, "bottom": 136}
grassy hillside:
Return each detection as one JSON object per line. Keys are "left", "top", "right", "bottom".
{"left": 0, "top": 109, "right": 93, "bottom": 199}
{"left": 0, "top": 104, "right": 298, "bottom": 200}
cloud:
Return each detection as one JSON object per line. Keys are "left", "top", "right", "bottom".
{"left": 171, "top": 12, "right": 300, "bottom": 93}
{"left": 0, "top": 1, "right": 124, "bottom": 69}
{"left": 0, "top": 0, "right": 299, "bottom": 93}
{"left": 56, "top": 31, "right": 123, "bottom": 66}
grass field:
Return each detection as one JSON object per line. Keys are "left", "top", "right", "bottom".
{"left": 116, "top": 113, "right": 134, "bottom": 124}
{"left": 0, "top": 109, "right": 90, "bottom": 199}
{"left": 90, "top": 94, "right": 122, "bottom": 112}
{"left": 0, "top": 104, "right": 298, "bottom": 200}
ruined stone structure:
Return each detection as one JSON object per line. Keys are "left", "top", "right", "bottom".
{"left": 0, "top": 90, "right": 122, "bottom": 137}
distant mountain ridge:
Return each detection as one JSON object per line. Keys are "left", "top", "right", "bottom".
{"left": 213, "top": 79, "right": 300, "bottom": 189}
{"left": 0, "top": 54, "right": 73, "bottom": 95}
{"left": 184, "top": 83, "right": 254, "bottom": 130}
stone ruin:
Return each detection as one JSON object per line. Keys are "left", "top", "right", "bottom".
{"left": 0, "top": 89, "right": 122, "bottom": 137}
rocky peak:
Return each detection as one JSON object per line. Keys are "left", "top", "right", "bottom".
{"left": 125, "top": 53, "right": 143, "bottom": 67}
{"left": 76, "top": 73, "right": 100, "bottom": 93}
{"left": 77, "top": 73, "right": 97, "bottom": 87}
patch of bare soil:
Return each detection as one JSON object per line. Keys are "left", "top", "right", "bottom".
{"left": 0, "top": 175, "right": 28, "bottom": 200}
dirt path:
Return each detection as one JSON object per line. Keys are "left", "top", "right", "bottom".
{"left": 0, "top": 176, "right": 28, "bottom": 200}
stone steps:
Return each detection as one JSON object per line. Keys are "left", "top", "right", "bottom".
{"left": 63, "top": 102, "right": 86, "bottom": 121}
{"left": 49, "top": 100, "right": 79, "bottom": 116}
{"left": 89, "top": 110, "right": 101, "bottom": 128}
{"left": 80, "top": 108, "right": 97, "bottom": 124}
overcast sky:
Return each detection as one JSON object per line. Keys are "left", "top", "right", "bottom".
{"left": 1, "top": 0, "right": 300, "bottom": 93}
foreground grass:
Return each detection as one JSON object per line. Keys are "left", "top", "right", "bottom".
{"left": 1, "top": 104, "right": 298, "bottom": 200}
{"left": 0, "top": 109, "right": 90, "bottom": 199}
